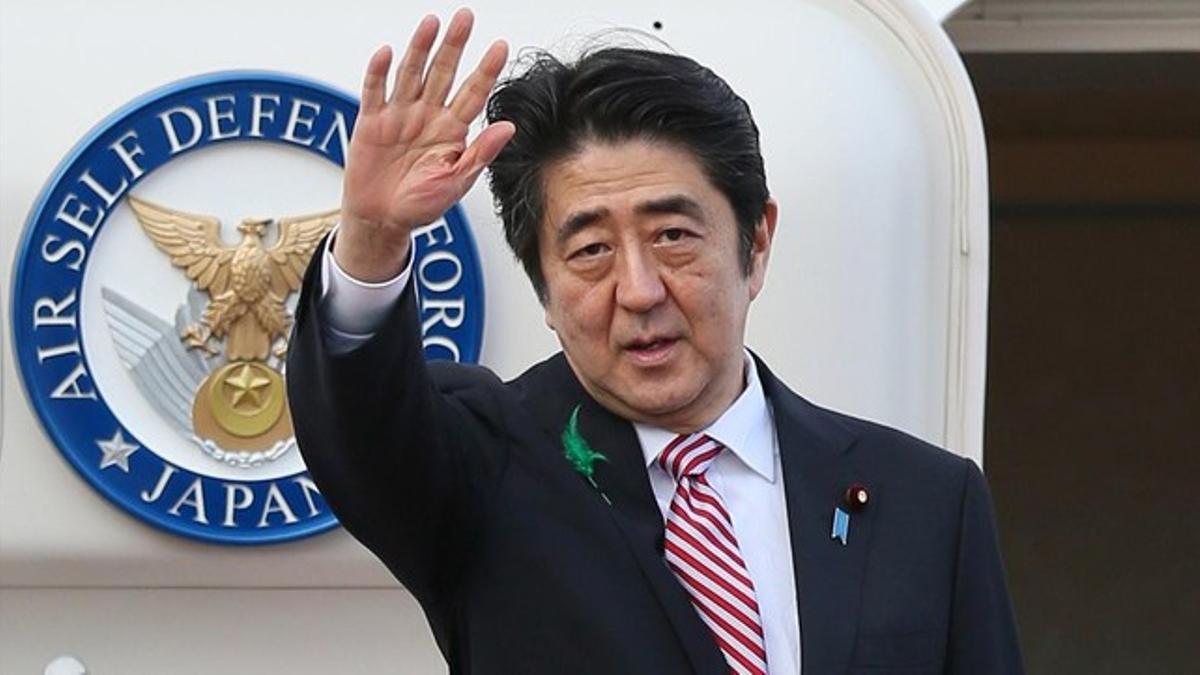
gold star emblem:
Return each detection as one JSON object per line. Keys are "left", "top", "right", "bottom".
{"left": 223, "top": 363, "right": 271, "bottom": 412}
{"left": 205, "top": 361, "right": 286, "bottom": 438}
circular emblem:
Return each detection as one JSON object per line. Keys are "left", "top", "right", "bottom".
{"left": 10, "top": 72, "right": 486, "bottom": 544}
{"left": 203, "top": 361, "right": 287, "bottom": 438}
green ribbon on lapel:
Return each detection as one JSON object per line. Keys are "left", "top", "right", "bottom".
{"left": 562, "top": 405, "right": 611, "bottom": 505}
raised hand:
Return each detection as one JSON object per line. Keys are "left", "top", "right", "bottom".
{"left": 335, "top": 9, "right": 515, "bottom": 282}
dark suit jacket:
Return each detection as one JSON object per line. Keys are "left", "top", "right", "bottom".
{"left": 287, "top": 252, "right": 1023, "bottom": 675}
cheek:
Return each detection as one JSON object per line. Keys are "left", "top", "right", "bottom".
{"left": 669, "top": 273, "right": 744, "bottom": 348}
{"left": 548, "top": 281, "right": 615, "bottom": 348}
{"left": 672, "top": 263, "right": 722, "bottom": 305}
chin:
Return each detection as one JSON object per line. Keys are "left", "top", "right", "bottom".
{"left": 614, "top": 385, "right": 699, "bottom": 422}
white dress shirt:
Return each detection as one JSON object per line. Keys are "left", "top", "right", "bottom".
{"left": 318, "top": 232, "right": 801, "bottom": 672}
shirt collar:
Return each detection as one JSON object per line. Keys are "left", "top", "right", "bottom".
{"left": 633, "top": 351, "right": 776, "bottom": 482}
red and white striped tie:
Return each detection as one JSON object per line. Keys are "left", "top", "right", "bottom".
{"left": 659, "top": 433, "right": 768, "bottom": 675}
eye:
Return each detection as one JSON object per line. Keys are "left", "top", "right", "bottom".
{"left": 571, "top": 242, "right": 610, "bottom": 259}
{"left": 657, "top": 227, "right": 692, "bottom": 244}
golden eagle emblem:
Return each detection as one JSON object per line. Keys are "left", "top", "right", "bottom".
{"left": 128, "top": 195, "right": 337, "bottom": 454}
{"left": 129, "top": 195, "right": 337, "bottom": 360}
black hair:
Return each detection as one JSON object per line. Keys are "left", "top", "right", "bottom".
{"left": 486, "top": 47, "right": 769, "bottom": 301}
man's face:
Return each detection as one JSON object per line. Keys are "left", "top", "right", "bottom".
{"left": 539, "top": 139, "right": 777, "bottom": 432}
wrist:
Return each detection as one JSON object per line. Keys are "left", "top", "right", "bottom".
{"left": 332, "top": 219, "right": 412, "bottom": 282}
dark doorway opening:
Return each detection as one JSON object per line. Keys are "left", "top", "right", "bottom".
{"left": 964, "top": 52, "right": 1200, "bottom": 674}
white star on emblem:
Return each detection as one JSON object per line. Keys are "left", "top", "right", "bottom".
{"left": 96, "top": 429, "right": 139, "bottom": 472}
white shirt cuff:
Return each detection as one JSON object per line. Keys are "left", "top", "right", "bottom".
{"left": 318, "top": 227, "right": 413, "bottom": 340}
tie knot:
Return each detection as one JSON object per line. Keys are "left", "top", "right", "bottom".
{"left": 658, "top": 433, "right": 724, "bottom": 482}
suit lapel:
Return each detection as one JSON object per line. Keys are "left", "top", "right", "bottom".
{"left": 755, "top": 357, "right": 874, "bottom": 675}
{"left": 519, "top": 355, "right": 728, "bottom": 675}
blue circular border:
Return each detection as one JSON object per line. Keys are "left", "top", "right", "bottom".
{"left": 9, "top": 71, "right": 487, "bottom": 545}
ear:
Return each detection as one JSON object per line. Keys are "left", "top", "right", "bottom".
{"left": 542, "top": 290, "right": 558, "bottom": 331}
{"left": 748, "top": 198, "right": 778, "bottom": 301}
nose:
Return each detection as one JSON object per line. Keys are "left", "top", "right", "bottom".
{"left": 614, "top": 247, "right": 667, "bottom": 313}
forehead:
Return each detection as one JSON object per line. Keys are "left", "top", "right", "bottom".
{"left": 540, "top": 139, "right": 729, "bottom": 228}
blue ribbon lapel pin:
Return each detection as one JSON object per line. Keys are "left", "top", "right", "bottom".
{"left": 831, "top": 507, "right": 851, "bottom": 546}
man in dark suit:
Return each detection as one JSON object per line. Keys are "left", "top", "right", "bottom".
{"left": 287, "top": 8, "right": 1023, "bottom": 674}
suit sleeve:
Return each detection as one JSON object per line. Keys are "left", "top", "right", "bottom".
{"left": 286, "top": 237, "right": 508, "bottom": 606}
{"left": 946, "top": 459, "right": 1026, "bottom": 674}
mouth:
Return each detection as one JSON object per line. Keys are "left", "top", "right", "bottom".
{"left": 622, "top": 336, "right": 680, "bottom": 366}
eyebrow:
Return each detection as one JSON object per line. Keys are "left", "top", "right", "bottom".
{"left": 554, "top": 194, "right": 705, "bottom": 247}
{"left": 636, "top": 195, "right": 705, "bottom": 222}
{"left": 556, "top": 208, "right": 609, "bottom": 247}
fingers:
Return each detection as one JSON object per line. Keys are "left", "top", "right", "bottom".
{"left": 455, "top": 121, "right": 516, "bottom": 189}
{"left": 448, "top": 39, "right": 508, "bottom": 123}
{"left": 422, "top": 7, "right": 474, "bottom": 106}
{"left": 360, "top": 45, "right": 392, "bottom": 113}
{"left": 391, "top": 14, "right": 439, "bottom": 104}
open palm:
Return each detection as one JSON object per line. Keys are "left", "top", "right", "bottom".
{"left": 338, "top": 9, "right": 514, "bottom": 281}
